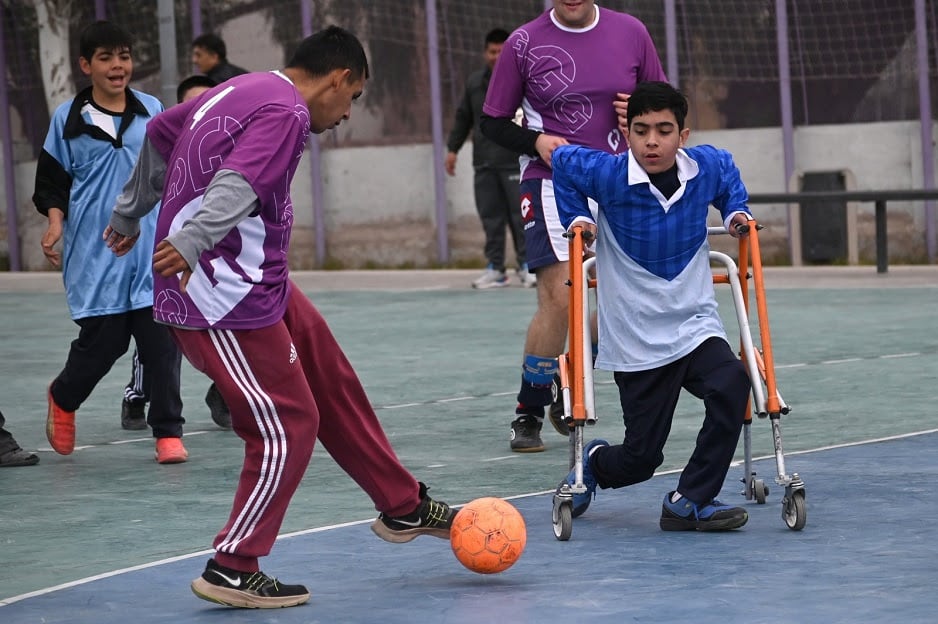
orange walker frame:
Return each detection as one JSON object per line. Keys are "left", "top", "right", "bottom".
{"left": 551, "top": 221, "right": 806, "bottom": 541}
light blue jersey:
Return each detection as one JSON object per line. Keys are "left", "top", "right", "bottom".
{"left": 552, "top": 144, "right": 751, "bottom": 371}
{"left": 37, "top": 88, "right": 162, "bottom": 320}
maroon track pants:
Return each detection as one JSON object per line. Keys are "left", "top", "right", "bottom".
{"left": 171, "top": 283, "right": 420, "bottom": 572}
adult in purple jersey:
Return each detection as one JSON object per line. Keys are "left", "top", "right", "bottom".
{"left": 480, "top": 0, "right": 666, "bottom": 452}
{"left": 104, "top": 26, "right": 455, "bottom": 610}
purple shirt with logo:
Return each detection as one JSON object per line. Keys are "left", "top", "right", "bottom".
{"left": 483, "top": 7, "right": 666, "bottom": 181}
{"left": 146, "top": 72, "right": 310, "bottom": 329}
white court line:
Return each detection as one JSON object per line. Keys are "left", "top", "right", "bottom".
{"left": 4, "top": 426, "right": 938, "bottom": 608}
{"left": 29, "top": 350, "right": 934, "bottom": 457}
{"left": 820, "top": 357, "right": 863, "bottom": 365}
{"left": 35, "top": 430, "right": 211, "bottom": 453}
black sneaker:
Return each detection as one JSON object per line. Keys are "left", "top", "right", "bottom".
{"left": 204, "top": 383, "right": 232, "bottom": 429}
{"left": 120, "top": 399, "right": 147, "bottom": 430}
{"left": 659, "top": 491, "right": 749, "bottom": 531}
{"left": 547, "top": 374, "right": 569, "bottom": 436}
{"left": 190, "top": 558, "right": 310, "bottom": 609}
{"left": 0, "top": 446, "right": 39, "bottom": 467}
{"left": 510, "top": 414, "right": 545, "bottom": 452}
{"left": 370, "top": 482, "right": 455, "bottom": 543}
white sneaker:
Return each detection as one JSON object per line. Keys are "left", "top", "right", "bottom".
{"left": 518, "top": 266, "right": 537, "bottom": 288}
{"left": 472, "top": 267, "right": 509, "bottom": 289}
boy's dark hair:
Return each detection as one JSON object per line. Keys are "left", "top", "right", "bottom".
{"left": 79, "top": 21, "right": 133, "bottom": 62}
{"left": 485, "top": 28, "right": 510, "bottom": 45}
{"left": 287, "top": 25, "right": 369, "bottom": 81}
{"left": 176, "top": 75, "right": 217, "bottom": 103}
{"left": 192, "top": 33, "right": 227, "bottom": 60}
{"left": 626, "top": 81, "right": 689, "bottom": 130}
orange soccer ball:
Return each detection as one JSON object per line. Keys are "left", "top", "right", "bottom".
{"left": 450, "top": 497, "right": 527, "bottom": 574}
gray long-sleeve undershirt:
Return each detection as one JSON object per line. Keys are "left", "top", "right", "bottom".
{"left": 110, "top": 137, "right": 259, "bottom": 271}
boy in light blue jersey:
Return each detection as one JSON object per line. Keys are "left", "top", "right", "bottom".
{"left": 32, "top": 21, "right": 187, "bottom": 463}
{"left": 552, "top": 81, "right": 752, "bottom": 531}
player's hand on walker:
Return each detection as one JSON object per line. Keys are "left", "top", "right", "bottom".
{"left": 153, "top": 240, "right": 193, "bottom": 293}
{"left": 567, "top": 222, "right": 598, "bottom": 243}
{"left": 536, "top": 134, "right": 569, "bottom": 167}
{"left": 729, "top": 214, "right": 751, "bottom": 238}
{"left": 102, "top": 225, "right": 140, "bottom": 256}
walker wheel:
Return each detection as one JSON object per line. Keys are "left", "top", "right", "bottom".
{"left": 552, "top": 499, "right": 573, "bottom": 541}
{"left": 753, "top": 479, "right": 768, "bottom": 504}
{"left": 782, "top": 490, "right": 807, "bottom": 531}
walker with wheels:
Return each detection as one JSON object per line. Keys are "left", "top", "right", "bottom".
{"left": 551, "top": 220, "right": 806, "bottom": 541}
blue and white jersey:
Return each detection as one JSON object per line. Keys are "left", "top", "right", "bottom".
{"left": 34, "top": 87, "right": 163, "bottom": 320}
{"left": 552, "top": 144, "right": 751, "bottom": 371}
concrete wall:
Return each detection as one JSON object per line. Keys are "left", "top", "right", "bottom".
{"left": 4, "top": 121, "right": 936, "bottom": 270}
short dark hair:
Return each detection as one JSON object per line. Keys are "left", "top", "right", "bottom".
{"left": 79, "top": 21, "right": 133, "bottom": 62}
{"left": 286, "top": 25, "right": 369, "bottom": 81}
{"left": 192, "top": 33, "right": 227, "bottom": 60}
{"left": 626, "top": 81, "right": 689, "bottom": 130}
{"left": 485, "top": 28, "right": 510, "bottom": 45}
{"left": 176, "top": 75, "right": 217, "bottom": 103}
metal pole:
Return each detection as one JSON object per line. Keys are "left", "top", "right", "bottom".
{"left": 0, "top": 9, "right": 22, "bottom": 270}
{"left": 875, "top": 200, "right": 888, "bottom": 273}
{"left": 914, "top": 0, "right": 936, "bottom": 263}
{"left": 426, "top": 0, "right": 449, "bottom": 263}
{"left": 157, "top": 0, "right": 178, "bottom": 107}
{"left": 301, "top": 0, "right": 327, "bottom": 267}
{"left": 191, "top": 0, "right": 202, "bottom": 38}
{"left": 664, "top": 0, "right": 678, "bottom": 88}
{"left": 775, "top": 0, "right": 796, "bottom": 263}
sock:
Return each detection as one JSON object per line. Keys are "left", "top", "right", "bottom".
{"left": 670, "top": 491, "right": 683, "bottom": 503}
{"left": 515, "top": 403, "right": 545, "bottom": 421}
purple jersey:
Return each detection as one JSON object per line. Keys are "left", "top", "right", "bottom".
{"left": 146, "top": 72, "right": 310, "bottom": 329}
{"left": 483, "top": 7, "right": 666, "bottom": 182}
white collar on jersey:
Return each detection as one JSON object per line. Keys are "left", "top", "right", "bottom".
{"left": 627, "top": 148, "right": 699, "bottom": 187}
{"left": 627, "top": 148, "right": 700, "bottom": 211}
{"left": 550, "top": 4, "right": 601, "bottom": 33}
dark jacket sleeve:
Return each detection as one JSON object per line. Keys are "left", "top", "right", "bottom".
{"left": 32, "top": 149, "right": 72, "bottom": 218}
{"left": 479, "top": 114, "right": 540, "bottom": 159}
{"left": 446, "top": 86, "right": 474, "bottom": 154}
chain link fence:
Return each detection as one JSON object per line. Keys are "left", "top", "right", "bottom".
{"left": 2, "top": 0, "right": 936, "bottom": 269}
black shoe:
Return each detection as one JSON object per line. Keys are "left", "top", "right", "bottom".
{"left": 510, "top": 414, "right": 545, "bottom": 452}
{"left": 547, "top": 373, "right": 569, "bottom": 436}
{"left": 370, "top": 482, "right": 455, "bottom": 543}
{"left": 120, "top": 399, "right": 147, "bottom": 430}
{"left": 0, "top": 446, "right": 39, "bottom": 467}
{"left": 659, "top": 492, "right": 749, "bottom": 532}
{"left": 205, "top": 384, "right": 232, "bottom": 429}
{"left": 190, "top": 558, "right": 310, "bottom": 609}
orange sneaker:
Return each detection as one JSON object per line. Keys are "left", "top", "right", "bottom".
{"left": 46, "top": 384, "right": 76, "bottom": 455}
{"left": 155, "top": 437, "right": 188, "bottom": 464}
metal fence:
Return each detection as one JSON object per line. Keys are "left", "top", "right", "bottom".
{"left": 2, "top": 0, "right": 937, "bottom": 269}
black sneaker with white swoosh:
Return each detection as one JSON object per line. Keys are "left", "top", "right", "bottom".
{"left": 191, "top": 558, "right": 310, "bottom": 609}
{"left": 371, "top": 482, "right": 455, "bottom": 543}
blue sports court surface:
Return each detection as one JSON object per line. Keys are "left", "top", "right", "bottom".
{"left": 1, "top": 266, "right": 937, "bottom": 623}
